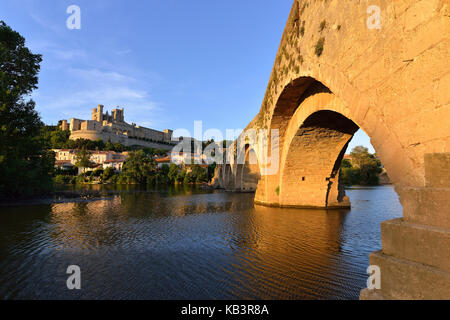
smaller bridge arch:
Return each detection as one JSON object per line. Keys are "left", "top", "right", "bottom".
{"left": 235, "top": 145, "right": 261, "bottom": 192}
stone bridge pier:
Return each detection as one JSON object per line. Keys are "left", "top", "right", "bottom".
{"left": 213, "top": 0, "right": 450, "bottom": 299}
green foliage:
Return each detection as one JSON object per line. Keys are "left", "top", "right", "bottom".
{"left": 40, "top": 126, "right": 71, "bottom": 149}
{"left": 74, "top": 148, "right": 92, "bottom": 172}
{"left": 189, "top": 165, "right": 208, "bottom": 183}
{"left": 181, "top": 165, "right": 208, "bottom": 184}
{"left": 315, "top": 37, "right": 325, "bottom": 57}
{"left": 0, "top": 21, "right": 41, "bottom": 98}
{"left": 207, "top": 163, "right": 217, "bottom": 181}
{"left": 109, "top": 174, "right": 119, "bottom": 184}
{"left": 168, "top": 163, "right": 180, "bottom": 183}
{"left": 179, "top": 169, "right": 187, "bottom": 183}
{"left": 0, "top": 21, "right": 55, "bottom": 197}
{"left": 54, "top": 165, "right": 78, "bottom": 176}
{"left": 122, "top": 150, "right": 157, "bottom": 184}
{"left": 92, "top": 168, "right": 103, "bottom": 177}
{"left": 102, "top": 167, "right": 114, "bottom": 181}
{"left": 340, "top": 146, "right": 382, "bottom": 186}
{"left": 53, "top": 174, "right": 72, "bottom": 185}
{"left": 148, "top": 172, "right": 170, "bottom": 185}
{"left": 75, "top": 174, "right": 87, "bottom": 185}
{"left": 341, "top": 167, "right": 360, "bottom": 185}
{"left": 183, "top": 172, "right": 193, "bottom": 184}
{"left": 117, "top": 174, "right": 131, "bottom": 184}
{"left": 276, "top": 186, "right": 280, "bottom": 196}
{"left": 341, "top": 159, "right": 352, "bottom": 168}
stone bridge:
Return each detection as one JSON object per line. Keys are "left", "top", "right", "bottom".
{"left": 213, "top": 0, "right": 450, "bottom": 299}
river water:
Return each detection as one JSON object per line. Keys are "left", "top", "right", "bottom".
{"left": 0, "top": 185, "right": 402, "bottom": 300}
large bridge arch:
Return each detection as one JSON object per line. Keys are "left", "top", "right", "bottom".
{"left": 214, "top": 0, "right": 450, "bottom": 299}
{"left": 263, "top": 78, "right": 413, "bottom": 209}
{"left": 277, "top": 86, "right": 355, "bottom": 207}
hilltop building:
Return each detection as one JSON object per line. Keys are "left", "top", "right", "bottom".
{"left": 59, "top": 105, "right": 175, "bottom": 150}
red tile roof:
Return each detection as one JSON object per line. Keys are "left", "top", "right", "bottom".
{"left": 155, "top": 157, "right": 171, "bottom": 163}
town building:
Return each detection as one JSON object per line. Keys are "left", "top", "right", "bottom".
{"left": 53, "top": 149, "right": 128, "bottom": 172}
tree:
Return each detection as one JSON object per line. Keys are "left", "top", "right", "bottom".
{"left": 207, "top": 163, "right": 217, "bottom": 182}
{"left": 341, "top": 159, "right": 352, "bottom": 168}
{"left": 341, "top": 146, "right": 382, "bottom": 185}
{"left": 168, "top": 163, "right": 179, "bottom": 183}
{"left": 40, "top": 126, "right": 70, "bottom": 149}
{"left": 105, "top": 140, "right": 114, "bottom": 151}
{"left": 92, "top": 167, "right": 103, "bottom": 177}
{"left": 122, "top": 150, "right": 156, "bottom": 184}
{"left": 0, "top": 21, "right": 54, "bottom": 197}
{"left": 102, "top": 167, "right": 114, "bottom": 181}
{"left": 350, "top": 146, "right": 371, "bottom": 168}
{"left": 75, "top": 148, "right": 91, "bottom": 173}
{"left": 161, "top": 163, "right": 170, "bottom": 175}
{"left": 189, "top": 164, "right": 208, "bottom": 183}
{"left": 179, "top": 169, "right": 187, "bottom": 183}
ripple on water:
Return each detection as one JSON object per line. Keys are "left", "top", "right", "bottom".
{"left": 0, "top": 186, "right": 402, "bottom": 299}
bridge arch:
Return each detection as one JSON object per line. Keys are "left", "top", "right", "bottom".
{"left": 279, "top": 108, "right": 357, "bottom": 208}
{"left": 255, "top": 76, "right": 410, "bottom": 209}
{"left": 235, "top": 145, "right": 261, "bottom": 192}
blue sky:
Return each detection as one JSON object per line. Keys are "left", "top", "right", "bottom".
{"left": 2, "top": 0, "right": 374, "bottom": 153}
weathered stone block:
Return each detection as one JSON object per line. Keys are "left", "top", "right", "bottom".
{"left": 425, "top": 153, "right": 450, "bottom": 187}
{"left": 398, "top": 186, "right": 450, "bottom": 229}
{"left": 370, "top": 251, "right": 450, "bottom": 300}
{"left": 381, "top": 218, "right": 450, "bottom": 271}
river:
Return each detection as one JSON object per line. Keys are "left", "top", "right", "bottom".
{"left": 0, "top": 185, "right": 402, "bottom": 300}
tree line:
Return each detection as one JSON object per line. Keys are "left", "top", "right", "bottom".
{"left": 54, "top": 149, "right": 216, "bottom": 187}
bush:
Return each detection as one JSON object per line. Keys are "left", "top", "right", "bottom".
{"left": 92, "top": 168, "right": 103, "bottom": 177}
{"left": 341, "top": 167, "right": 360, "bottom": 185}
{"left": 187, "top": 165, "right": 208, "bottom": 183}
{"left": 117, "top": 174, "right": 131, "bottom": 184}
{"left": 148, "top": 172, "right": 169, "bottom": 185}
{"left": 102, "top": 167, "right": 115, "bottom": 181}
{"left": 109, "top": 174, "right": 119, "bottom": 184}
{"left": 207, "top": 164, "right": 216, "bottom": 182}
{"left": 183, "top": 172, "right": 194, "bottom": 184}
{"left": 75, "top": 174, "right": 86, "bottom": 185}
{"left": 54, "top": 175, "right": 72, "bottom": 185}
{"left": 315, "top": 37, "right": 325, "bottom": 57}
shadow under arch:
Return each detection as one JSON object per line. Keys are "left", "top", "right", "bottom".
{"left": 279, "top": 110, "right": 358, "bottom": 208}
